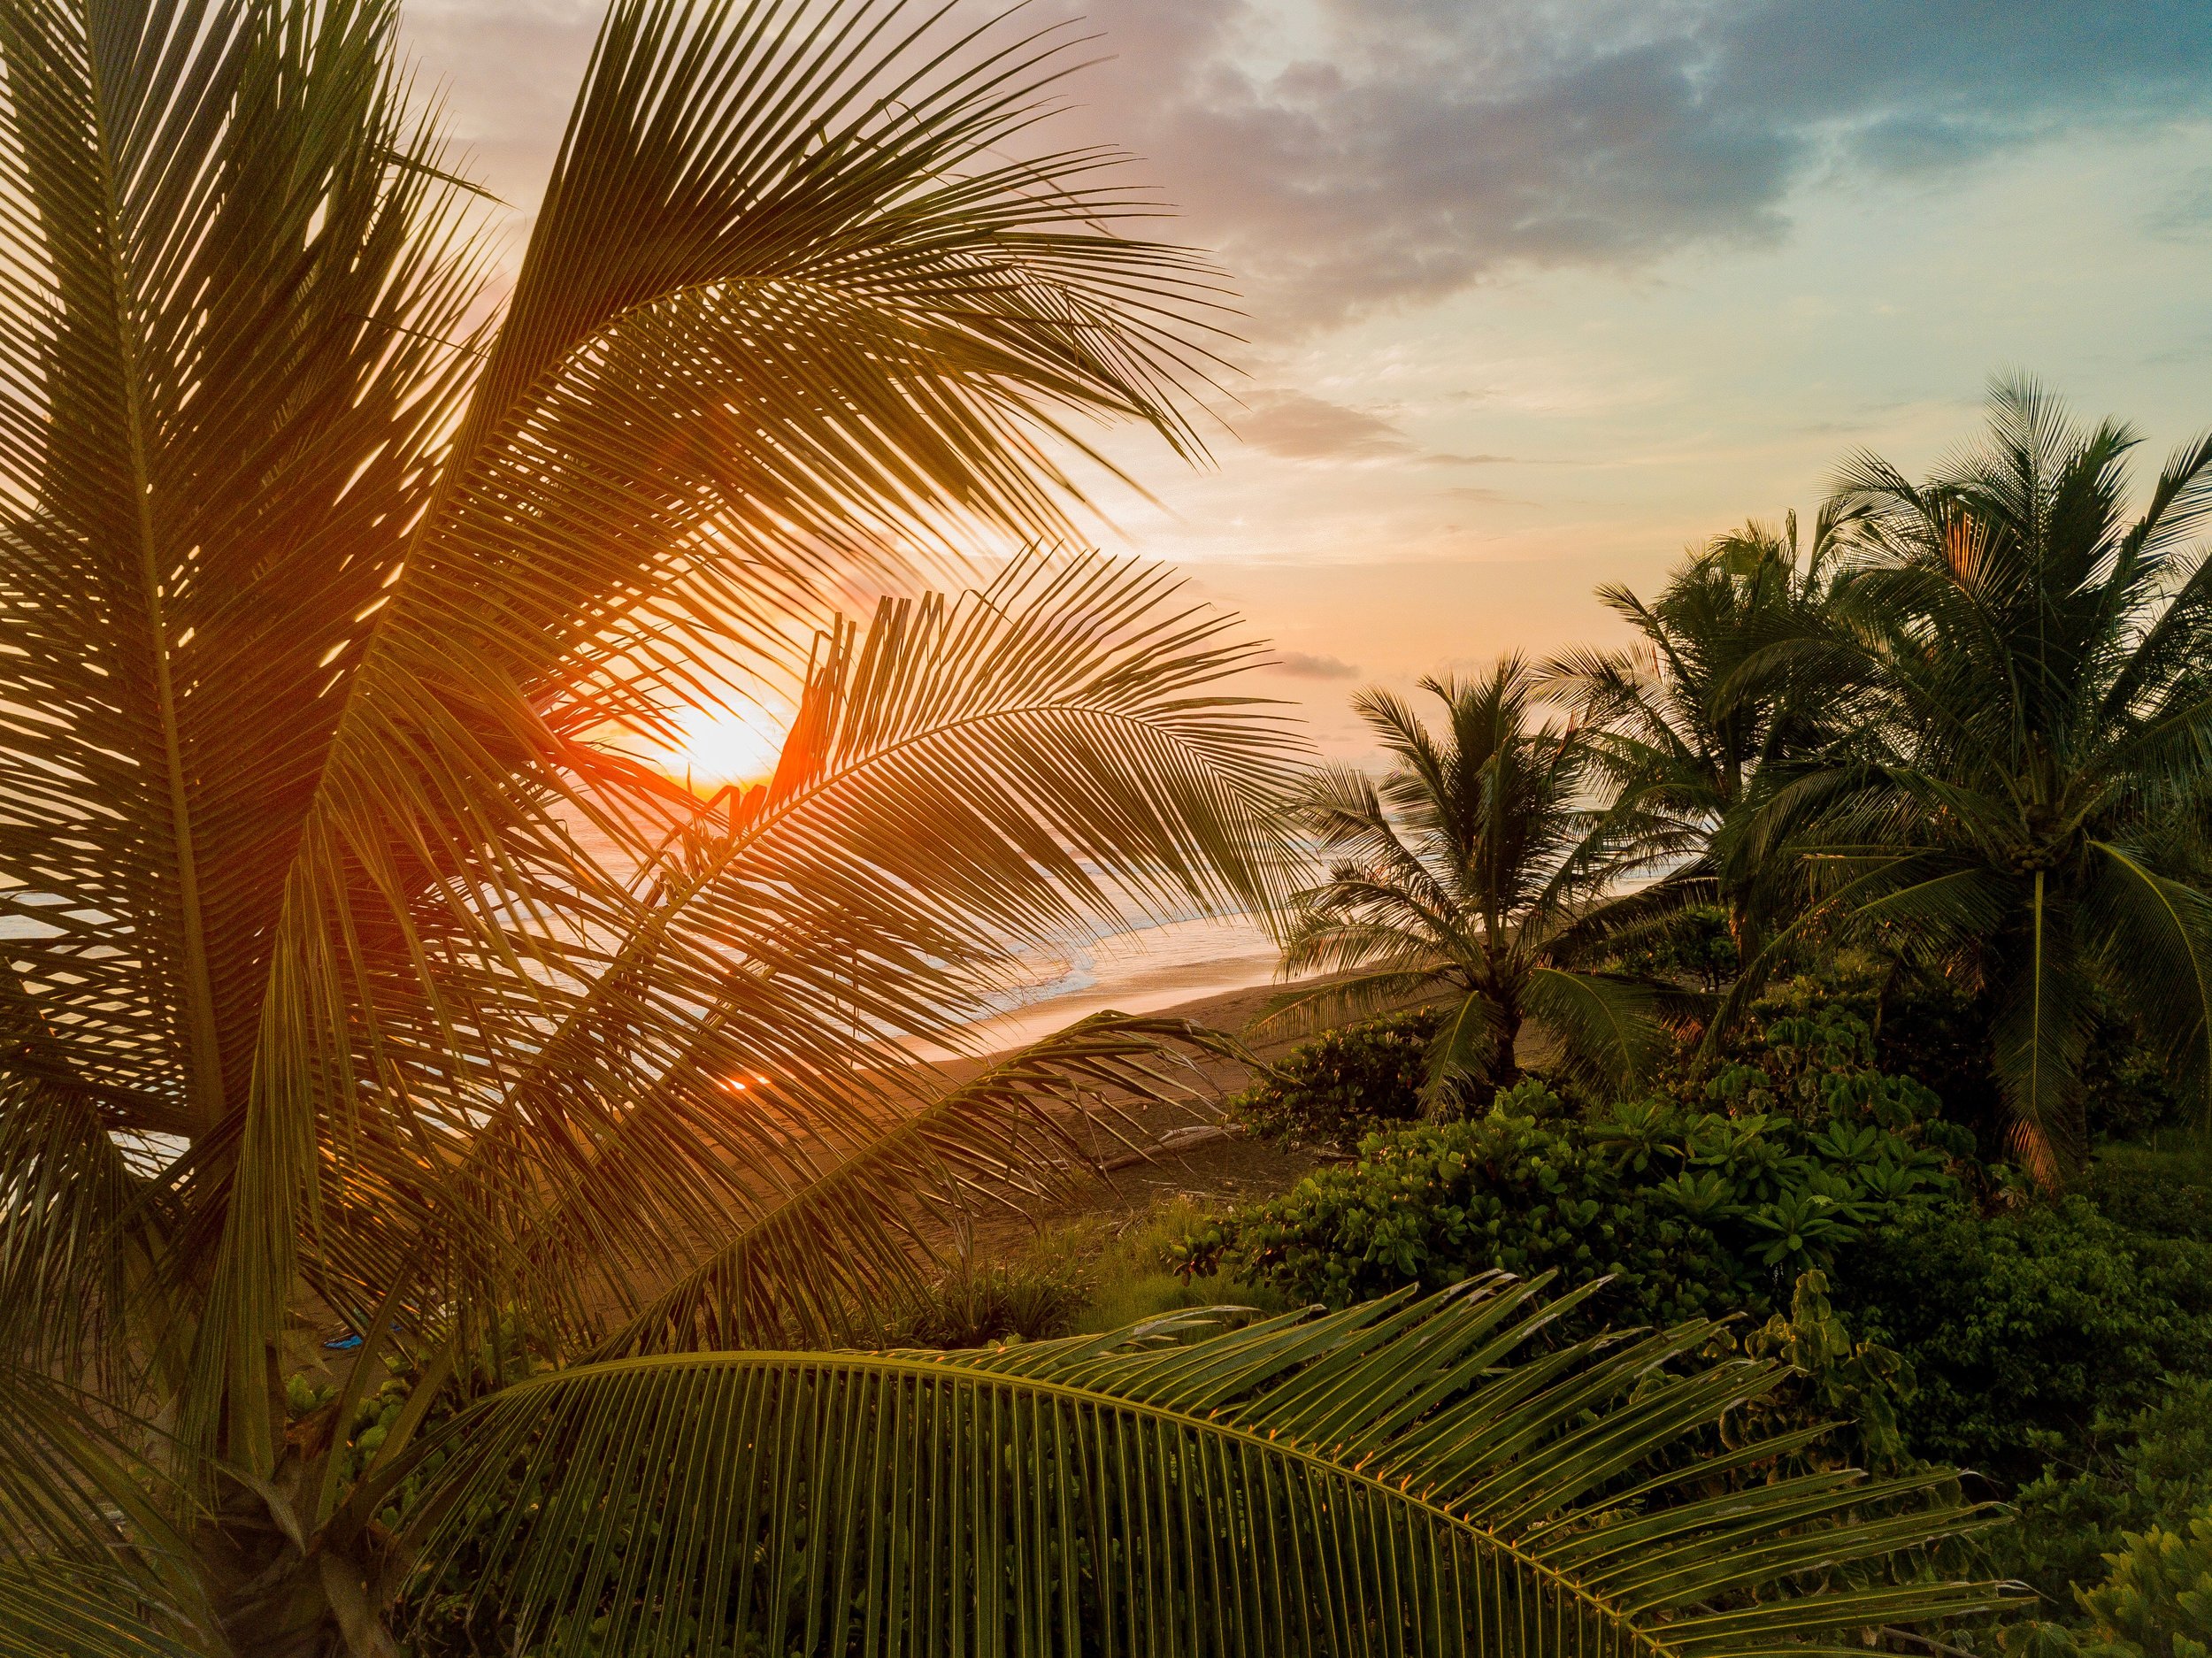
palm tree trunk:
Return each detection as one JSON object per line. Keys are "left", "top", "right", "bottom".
{"left": 1492, "top": 1015, "right": 1521, "bottom": 1096}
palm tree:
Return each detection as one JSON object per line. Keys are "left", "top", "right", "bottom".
{"left": 1540, "top": 508, "right": 1855, "bottom": 951}
{"left": 0, "top": 0, "right": 2008, "bottom": 1650}
{"left": 1273, "top": 659, "right": 1674, "bottom": 1103}
{"left": 1733, "top": 378, "right": 2212, "bottom": 1178}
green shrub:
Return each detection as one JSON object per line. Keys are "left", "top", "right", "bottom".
{"left": 1056, "top": 1201, "right": 1296, "bottom": 1334}
{"left": 1609, "top": 902, "right": 1739, "bottom": 992}
{"left": 1838, "top": 1201, "right": 2212, "bottom": 1490}
{"left": 1230, "top": 1007, "right": 1443, "bottom": 1151}
{"left": 1179, "top": 1067, "right": 1962, "bottom": 1333}
{"left": 2082, "top": 1025, "right": 2186, "bottom": 1145}
{"left": 2001, "top": 1378, "right": 2212, "bottom": 1616}
{"left": 876, "top": 1255, "right": 1091, "bottom": 1347}
{"left": 2005, "top": 1499, "right": 2212, "bottom": 1658}
{"left": 1732, "top": 1268, "right": 1921, "bottom": 1475}
{"left": 2074, "top": 1507, "right": 2212, "bottom": 1658}
{"left": 2090, "top": 1148, "right": 2212, "bottom": 1243}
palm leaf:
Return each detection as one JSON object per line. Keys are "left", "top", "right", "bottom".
{"left": 381, "top": 549, "right": 1302, "bottom": 1355}
{"left": 396, "top": 1276, "right": 2016, "bottom": 1658}
{"left": 1422, "top": 986, "right": 1507, "bottom": 1106}
{"left": 579, "top": 1012, "right": 1248, "bottom": 1355}
{"left": 0, "top": 0, "right": 1253, "bottom": 1475}
{"left": 1521, "top": 966, "right": 1666, "bottom": 1094}
{"left": 0, "top": 1362, "right": 212, "bottom": 1653}
{"left": 2083, "top": 841, "right": 2212, "bottom": 1119}
{"left": 0, "top": 1564, "right": 205, "bottom": 1658}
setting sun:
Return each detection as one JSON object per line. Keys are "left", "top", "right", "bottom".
{"left": 656, "top": 699, "right": 788, "bottom": 791}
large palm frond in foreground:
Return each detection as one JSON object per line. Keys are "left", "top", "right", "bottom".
{"left": 397, "top": 1275, "right": 2016, "bottom": 1657}
{"left": 0, "top": 0, "right": 1293, "bottom": 1646}
{"left": 0, "top": 0, "right": 1252, "bottom": 1415}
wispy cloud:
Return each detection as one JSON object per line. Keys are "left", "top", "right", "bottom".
{"left": 2148, "top": 165, "right": 2212, "bottom": 240}
{"left": 1271, "top": 651, "right": 1362, "bottom": 680}
{"left": 402, "top": 1, "right": 2212, "bottom": 338}
{"left": 1024, "top": 0, "right": 2212, "bottom": 334}
{"left": 1233, "top": 390, "right": 1518, "bottom": 468}
{"left": 1233, "top": 390, "right": 1418, "bottom": 462}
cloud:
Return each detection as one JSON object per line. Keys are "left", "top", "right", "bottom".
{"left": 1233, "top": 390, "right": 1517, "bottom": 467}
{"left": 402, "top": 0, "right": 2212, "bottom": 335}
{"left": 2148, "top": 165, "right": 2212, "bottom": 240}
{"left": 1271, "top": 651, "right": 1362, "bottom": 680}
{"left": 1019, "top": 0, "right": 2212, "bottom": 332}
{"left": 1233, "top": 390, "right": 1417, "bottom": 461}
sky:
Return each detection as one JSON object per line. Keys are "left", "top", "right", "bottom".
{"left": 399, "top": 0, "right": 2212, "bottom": 762}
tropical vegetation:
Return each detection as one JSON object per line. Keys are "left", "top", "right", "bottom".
{"left": 1300, "top": 380, "right": 2212, "bottom": 1174}
{"left": 1177, "top": 980, "right": 2212, "bottom": 1654}
{"left": 1271, "top": 658, "right": 1674, "bottom": 1104}
{"left": 1186, "top": 982, "right": 1970, "bottom": 1328}
{"left": 1538, "top": 507, "right": 1851, "bottom": 948}
{"left": 1166, "top": 375, "right": 2212, "bottom": 1656}
{"left": 1728, "top": 383, "right": 2212, "bottom": 1177}
{"left": 0, "top": 1, "right": 2029, "bottom": 1655}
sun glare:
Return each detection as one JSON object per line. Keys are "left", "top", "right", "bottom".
{"left": 657, "top": 700, "right": 788, "bottom": 792}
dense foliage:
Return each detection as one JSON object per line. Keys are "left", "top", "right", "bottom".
{"left": 1724, "top": 384, "right": 2212, "bottom": 1175}
{"left": 1187, "top": 989, "right": 1966, "bottom": 1327}
{"left": 1183, "top": 976, "right": 2212, "bottom": 1645}
{"left": 1840, "top": 1200, "right": 2212, "bottom": 1487}
{"left": 1230, "top": 1006, "right": 1443, "bottom": 1149}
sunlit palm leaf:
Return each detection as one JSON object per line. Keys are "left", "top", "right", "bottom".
{"left": 380, "top": 550, "right": 1302, "bottom": 1354}
{"left": 0, "top": 0, "right": 1250, "bottom": 1474}
{"left": 398, "top": 1276, "right": 2016, "bottom": 1658}
{"left": 588, "top": 1012, "right": 1244, "bottom": 1354}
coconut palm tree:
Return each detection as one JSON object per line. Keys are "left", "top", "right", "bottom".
{"left": 1540, "top": 508, "right": 1855, "bottom": 952}
{"left": 0, "top": 0, "right": 2008, "bottom": 1651}
{"left": 1272, "top": 659, "right": 1676, "bottom": 1103}
{"left": 1732, "top": 378, "right": 2212, "bottom": 1178}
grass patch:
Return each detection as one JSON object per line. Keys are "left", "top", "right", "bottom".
{"left": 1047, "top": 1201, "right": 1297, "bottom": 1335}
{"left": 884, "top": 1201, "right": 1298, "bottom": 1349}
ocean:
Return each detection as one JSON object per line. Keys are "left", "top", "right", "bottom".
{"left": 954, "top": 910, "right": 1285, "bottom": 1053}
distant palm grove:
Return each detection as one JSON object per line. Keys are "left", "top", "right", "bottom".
{"left": 0, "top": 1, "right": 2206, "bottom": 1656}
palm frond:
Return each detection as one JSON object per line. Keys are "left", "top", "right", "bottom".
{"left": 0, "top": 1081, "right": 162, "bottom": 1385}
{"left": 2083, "top": 841, "right": 2212, "bottom": 1118}
{"left": 1245, "top": 967, "right": 1452, "bottom": 1042}
{"left": 391, "top": 549, "right": 1302, "bottom": 1352}
{"left": 1424, "top": 987, "right": 1507, "bottom": 1106}
{"left": 0, "top": 1362, "right": 211, "bottom": 1650}
{"left": 582, "top": 1012, "right": 1246, "bottom": 1355}
{"left": 397, "top": 1277, "right": 2016, "bottom": 1658}
{"left": 0, "top": 1563, "right": 204, "bottom": 1658}
{"left": 1521, "top": 967, "right": 1668, "bottom": 1094}
{"left": 0, "top": 0, "right": 1256, "bottom": 1473}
